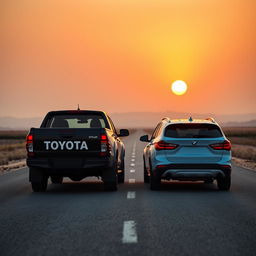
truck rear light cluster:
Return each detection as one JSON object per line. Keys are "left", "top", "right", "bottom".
{"left": 100, "top": 134, "right": 110, "bottom": 156}
{"left": 26, "top": 134, "right": 34, "bottom": 156}
{"left": 210, "top": 140, "right": 231, "bottom": 151}
{"left": 154, "top": 140, "right": 179, "bottom": 150}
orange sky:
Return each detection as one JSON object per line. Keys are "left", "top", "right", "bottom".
{"left": 1, "top": 0, "right": 255, "bottom": 118}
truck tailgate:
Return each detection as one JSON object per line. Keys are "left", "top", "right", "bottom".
{"left": 32, "top": 128, "right": 105, "bottom": 157}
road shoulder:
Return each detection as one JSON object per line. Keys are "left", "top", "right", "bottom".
{"left": 232, "top": 157, "right": 256, "bottom": 172}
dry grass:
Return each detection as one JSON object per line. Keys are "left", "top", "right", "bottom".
{"left": 232, "top": 145, "right": 256, "bottom": 162}
{"left": 0, "top": 141, "right": 26, "bottom": 165}
{"left": 232, "top": 158, "right": 256, "bottom": 171}
{"left": 228, "top": 137, "right": 256, "bottom": 147}
{"left": 223, "top": 127, "right": 256, "bottom": 138}
{"left": 224, "top": 127, "right": 256, "bottom": 147}
{"left": 0, "top": 130, "right": 27, "bottom": 140}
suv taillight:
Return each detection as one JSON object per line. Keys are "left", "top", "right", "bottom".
{"left": 154, "top": 140, "right": 179, "bottom": 150}
{"left": 210, "top": 140, "right": 231, "bottom": 151}
{"left": 26, "top": 134, "right": 34, "bottom": 155}
{"left": 100, "top": 134, "right": 110, "bottom": 156}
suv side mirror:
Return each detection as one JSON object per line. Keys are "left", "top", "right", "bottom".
{"left": 140, "top": 135, "right": 150, "bottom": 142}
{"left": 118, "top": 129, "right": 129, "bottom": 137}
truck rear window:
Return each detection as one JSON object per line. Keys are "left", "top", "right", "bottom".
{"left": 164, "top": 123, "right": 223, "bottom": 138}
{"left": 45, "top": 114, "right": 108, "bottom": 128}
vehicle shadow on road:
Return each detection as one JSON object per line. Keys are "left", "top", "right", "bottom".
{"left": 45, "top": 181, "right": 107, "bottom": 194}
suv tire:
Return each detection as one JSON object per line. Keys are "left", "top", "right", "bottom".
{"left": 118, "top": 159, "right": 125, "bottom": 183}
{"left": 217, "top": 175, "right": 231, "bottom": 191}
{"left": 143, "top": 158, "right": 149, "bottom": 183}
{"left": 150, "top": 175, "right": 161, "bottom": 190}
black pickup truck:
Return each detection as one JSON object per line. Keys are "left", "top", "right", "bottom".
{"left": 26, "top": 110, "right": 129, "bottom": 192}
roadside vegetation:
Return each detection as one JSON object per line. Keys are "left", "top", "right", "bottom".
{"left": 0, "top": 131, "right": 27, "bottom": 166}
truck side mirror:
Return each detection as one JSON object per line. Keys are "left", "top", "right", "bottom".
{"left": 140, "top": 135, "right": 150, "bottom": 142}
{"left": 118, "top": 129, "right": 129, "bottom": 137}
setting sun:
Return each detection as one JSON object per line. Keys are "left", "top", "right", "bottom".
{"left": 171, "top": 80, "right": 188, "bottom": 96}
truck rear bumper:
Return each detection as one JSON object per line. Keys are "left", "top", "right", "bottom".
{"left": 28, "top": 157, "right": 114, "bottom": 182}
{"left": 27, "top": 157, "right": 111, "bottom": 170}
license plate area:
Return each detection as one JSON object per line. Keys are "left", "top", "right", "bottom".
{"left": 52, "top": 158, "right": 84, "bottom": 168}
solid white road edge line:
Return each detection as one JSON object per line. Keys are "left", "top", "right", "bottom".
{"left": 122, "top": 221, "right": 138, "bottom": 244}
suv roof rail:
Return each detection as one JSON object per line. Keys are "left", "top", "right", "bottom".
{"left": 205, "top": 117, "right": 215, "bottom": 123}
{"left": 161, "top": 117, "right": 171, "bottom": 122}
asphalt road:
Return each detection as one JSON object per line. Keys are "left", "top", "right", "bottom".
{"left": 1, "top": 130, "right": 256, "bottom": 256}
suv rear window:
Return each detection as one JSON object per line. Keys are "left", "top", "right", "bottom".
{"left": 164, "top": 123, "right": 223, "bottom": 138}
{"left": 45, "top": 114, "right": 108, "bottom": 128}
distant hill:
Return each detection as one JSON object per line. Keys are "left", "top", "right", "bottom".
{"left": 0, "top": 117, "right": 42, "bottom": 130}
{"left": 222, "top": 119, "right": 256, "bottom": 127}
{"left": 0, "top": 112, "right": 255, "bottom": 130}
{"left": 110, "top": 112, "right": 256, "bottom": 128}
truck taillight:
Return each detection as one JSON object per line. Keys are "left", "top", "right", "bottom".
{"left": 100, "top": 134, "right": 110, "bottom": 156}
{"left": 210, "top": 140, "right": 231, "bottom": 151}
{"left": 154, "top": 141, "right": 179, "bottom": 150}
{"left": 26, "top": 134, "right": 34, "bottom": 155}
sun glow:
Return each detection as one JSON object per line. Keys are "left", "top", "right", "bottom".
{"left": 171, "top": 80, "right": 188, "bottom": 96}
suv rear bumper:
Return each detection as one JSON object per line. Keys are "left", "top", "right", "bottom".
{"left": 153, "top": 164, "right": 231, "bottom": 181}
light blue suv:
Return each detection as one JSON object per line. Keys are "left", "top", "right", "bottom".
{"left": 140, "top": 117, "right": 232, "bottom": 191}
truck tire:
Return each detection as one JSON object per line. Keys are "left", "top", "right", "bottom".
{"left": 118, "top": 159, "right": 125, "bottom": 183}
{"left": 217, "top": 175, "right": 231, "bottom": 191}
{"left": 103, "top": 164, "right": 118, "bottom": 191}
{"left": 31, "top": 181, "right": 48, "bottom": 192}
{"left": 143, "top": 158, "right": 149, "bottom": 183}
{"left": 29, "top": 167, "right": 48, "bottom": 192}
{"left": 51, "top": 176, "right": 63, "bottom": 184}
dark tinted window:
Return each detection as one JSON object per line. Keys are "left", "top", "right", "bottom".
{"left": 45, "top": 114, "right": 108, "bottom": 128}
{"left": 164, "top": 124, "right": 223, "bottom": 138}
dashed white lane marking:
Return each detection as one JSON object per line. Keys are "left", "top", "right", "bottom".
{"left": 130, "top": 169, "right": 135, "bottom": 173}
{"left": 129, "top": 178, "right": 136, "bottom": 183}
{"left": 127, "top": 191, "right": 136, "bottom": 199}
{"left": 130, "top": 163, "right": 135, "bottom": 167}
{"left": 122, "top": 221, "right": 138, "bottom": 244}
{"left": 131, "top": 159, "right": 135, "bottom": 162}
